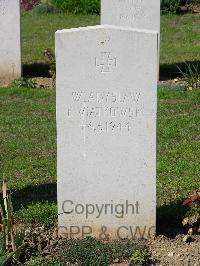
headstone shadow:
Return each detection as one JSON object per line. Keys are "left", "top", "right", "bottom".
{"left": 23, "top": 63, "right": 50, "bottom": 77}
{"left": 157, "top": 200, "right": 187, "bottom": 237}
{"left": 11, "top": 183, "right": 57, "bottom": 211}
{"left": 160, "top": 60, "right": 200, "bottom": 80}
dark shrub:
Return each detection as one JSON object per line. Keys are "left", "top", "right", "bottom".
{"left": 161, "top": 0, "right": 181, "bottom": 14}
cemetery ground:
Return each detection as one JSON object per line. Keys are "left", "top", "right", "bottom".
{"left": 0, "top": 12, "right": 200, "bottom": 266}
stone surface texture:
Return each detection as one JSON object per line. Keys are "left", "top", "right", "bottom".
{"left": 56, "top": 25, "right": 158, "bottom": 239}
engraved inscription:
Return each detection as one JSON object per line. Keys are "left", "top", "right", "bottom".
{"left": 118, "top": 0, "right": 146, "bottom": 22}
{"left": 81, "top": 121, "right": 131, "bottom": 133}
{"left": 119, "top": 8, "right": 146, "bottom": 22}
{"left": 66, "top": 90, "right": 142, "bottom": 134}
{"left": 95, "top": 52, "right": 117, "bottom": 73}
{"left": 78, "top": 106, "right": 138, "bottom": 119}
{"left": 71, "top": 91, "right": 140, "bottom": 104}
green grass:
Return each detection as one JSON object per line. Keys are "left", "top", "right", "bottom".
{"left": 0, "top": 87, "right": 56, "bottom": 190}
{"left": 160, "top": 14, "right": 200, "bottom": 64}
{"left": 157, "top": 88, "right": 200, "bottom": 226}
{"left": 15, "top": 202, "right": 57, "bottom": 226}
{"left": 157, "top": 88, "right": 200, "bottom": 206}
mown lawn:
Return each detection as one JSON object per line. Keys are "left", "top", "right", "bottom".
{"left": 160, "top": 14, "right": 200, "bottom": 64}
{"left": 0, "top": 87, "right": 199, "bottom": 226}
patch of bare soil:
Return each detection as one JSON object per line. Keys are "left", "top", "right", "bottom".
{"left": 20, "top": 226, "right": 200, "bottom": 266}
{"left": 147, "top": 234, "right": 200, "bottom": 266}
{"left": 180, "top": 4, "right": 200, "bottom": 14}
{"left": 32, "top": 77, "right": 55, "bottom": 88}
{"left": 158, "top": 78, "right": 186, "bottom": 88}
{"left": 112, "top": 235, "right": 200, "bottom": 266}
{"left": 112, "top": 234, "right": 200, "bottom": 266}
{"left": 188, "top": 4, "right": 200, "bottom": 14}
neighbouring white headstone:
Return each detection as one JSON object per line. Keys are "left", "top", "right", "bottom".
{"left": 101, "top": 0, "right": 160, "bottom": 34}
{"left": 0, "top": 0, "right": 21, "bottom": 85}
{"left": 56, "top": 25, "right": 157, "bottom": 240}
{"left": 101, "top": 0, "right": 160, "bottom": 75}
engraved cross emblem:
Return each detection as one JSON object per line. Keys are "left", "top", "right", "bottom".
{"left": 95, "top": 52, "right": 117, "bottom": 73}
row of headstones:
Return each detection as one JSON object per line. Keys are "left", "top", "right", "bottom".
{"left": 1, "top": 0, "right": 160, "bottom": 239}
{"left": 0, "top": 0, "right": 160, "bottom": 85}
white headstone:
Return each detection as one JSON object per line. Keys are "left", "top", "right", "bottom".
{"left": 0, "top": 0, "right": 21, "bottom": 85}
{"left": 56, "top": 25, "right": 157, "bottom": 240}
{"left": 101, "top": 0, "right": 160, "bottom": 76}
{"left": 101, "top": 0, "right": 160, "bottom": 33}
